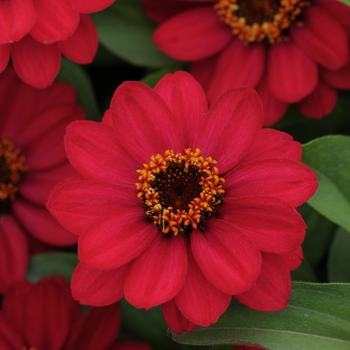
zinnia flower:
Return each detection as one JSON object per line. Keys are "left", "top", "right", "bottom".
{"left": 143, "top": 0, "right": 350, "bottom": 125}
{"left": 0, "top": 0, "right": 115, "bottom": 88}
{"left": 0, "top": 276, "right": 151, "bottom": 350}
{"left": 0, "top": 66, "right": 84, "bottom": 292}
{"left": 47, "top": 71, "right": 317, "bottom": 333}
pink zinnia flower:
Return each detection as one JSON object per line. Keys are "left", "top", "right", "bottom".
{"left": 0, "top": 66, "right": 84, "bottom": 292}
{"left": 0, "top": 276, "right": 151, "bottom": 350}
{"left": 143, "top": 0, "right": 350, "bottom": 125}
{"left": 0, "top": 0, "right": 115, "bottom": 88}
{"left": 47, "top": 71, "right": 317, "bottom": 333}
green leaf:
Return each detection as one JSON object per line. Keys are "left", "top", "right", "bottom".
{"left": 338, "top": 0, "right": 350, "bottom": 6}
{"left": 92, "top": 0, "right": 178, "bottom": 68}
{"left": 57, "top": 59, "right": 101, "bottom": 121}
{"left": 26, "top": 252, "right": 78, "bottom": 283}
{"left": 302, "top": 135, "right": 350, "bottom": 234}
{"left": 328, "top": 227, "right": 350, "bottom": 282}
{"left": 170, "top": 282, "right": 350, "bottom": 349}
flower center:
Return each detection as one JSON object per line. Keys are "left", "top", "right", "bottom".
{"left": 0, "top": 137, "right": 26, "bottom": 213}
{"left": 214, "top": 0, "right": 310, "bottom": 44}
{"left": 136, "top": 148, "right": 225, "bottom": 237}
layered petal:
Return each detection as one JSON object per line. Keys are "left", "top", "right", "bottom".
{"left": 207, "top": 38, "right": 265, "bottom": 103}
{"left": 190, "top": 54, "right": 217, "bottom": 91}
{"left": 47, "top": 177, "right": 140, "bottom": 235}
{"left": 320, "top": 61, "right": 350, "bottom": 90}
{"left": 78, "top": 208, "right": 157, "bottom": 270}
{"left": 0, "top": 0, "right": 36, "bottom": 44}
{"left": 225, "top": 158, "right": 318, "bottom": 207}
{"left": 268, "top": 40, "right": 318, "bottom": 102}
{"left": 175, "top": 248, "right": 231, "bottom": 326}
{"left": 191, "top": 219, "right": 261, "bottom": 295}
{"left": 124, "top": 234, "right": 188, "bottom": 308}
{"left": 29, "top": 0, "right": 79, "bottom": 43}
{"left": 0, "top": 44, "right": 10, "bottom": 73}
{"left": 296, "top": 80, "right": 337, "bottom": 119}
{"left": 193, "top": 87, "right": 263, "bottom": 173}
{"left": 110, "top": 81, "right": 184, "bottom": 163}
{"left": 11, "top": 35, "right": 61, "bottom": 88}
{"left": 64, "top": 120, "right": 138, "bottom": 186}
{"left": 154, "top": 71, "right": 208, "bottom": 147}
{"left": 235, "top": 253, "right": 291, "bottom": 311}
{"left": 70, "top": 0, "right": 115, "bottom": 14}
{"left": 291, "top": 6, "right": 348, "bottom": 70}
{"left": 0, "top": 313, "right": 24, "bottom": 349}
{"left": 153, "top": 7, "right": 231, "bottom": 61}
{"left": 60, "top": 14, "right": 98, "bottom": 64}
{"left": 71, "top": 263, "right": 127, "bottom": 306}
{"left": 220, "top": 196, "right": 306, "bottom": 254}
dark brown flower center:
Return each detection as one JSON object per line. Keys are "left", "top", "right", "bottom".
{"left": 136, "top": 148, "right": 225, "bottom": 236}
{"left": 0, "top": 137, "right": 26, "bottom": 213}
{"left": 214, "top": 0, "right": 310, "bottom": 44}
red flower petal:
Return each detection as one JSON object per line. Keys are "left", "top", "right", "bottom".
{"left": 71, "top": 263, "right": 127, "bottom": 306}
{"left": 11, "top": 35, "right": 61, "bottom": 88}
{"left": 153, "top": 7, "right": 231, "bottom": 61}
{"left": 296, "top": 80, "right": 337, "bottom": 119}
{"left": 66, "top": 303, "right": 121, "bottom": 350}
{"left": 191, "top": 219, "right": 261, "bottom": 295}
{"left": 47, "top": 177, "right": 139, "bottom": 236}
{"left": 241, "top": 128, "right": 302, "bottom": 163}
{"left": 110, "top": 81, "right": 184, "bottom": 163}
{"left": 162, "top": 299, "right": 198, "bottom": 334}
{"left": 0, "top": 44, "right": 10, "bottom": 73}
{"left": 154, "top": 71, "right": 208, "bottom": 147}
{"left": 124, "top": 234, "right": 188, "bottom": 309}
{"left": 234, "top": 253, "right": 291, "bottom": 311}
{"left": 78, "top": 209, "right": 157, "bottom": 270}
{"left": 175, "top": 248, "right": 231, "bottom": 326}
{"left": 29, "top": 0, "right": 79, "bottom": 43}
{"left": 0, "top": 313, "right": 23, "bottom": 349}
{"left": 268, "top": 40, "right": 318, "bottom": 102}
{"left": 0, "top": 215, "right": 28, "bottom": 293}
{"left": 60, "top": 14, "right": 98, "bottom": 64}
{"left": 226, "top": 158, "right": 318, "bottom": 207}
{"left": 194, "top": 87, "right": 263, "bottom": 173}
{"left": 70, "top": 0, "right": 115, "bottom": 14}
{"left": 190, "top": 54, "right": 218, "bottom": 91}
{"left": 12, "top": 199, "right": 78, "bottom": 246}
{"left": 221, "top": 196, "right": 306, "bottom": 254}
{"left": 0, "top": 0, "right": 36, "bottom": 44}
{"left": 291, "top": 6, "right": 348, "bottom": 70}
{"left": 320, "top": 61, "right": 350, "bottom": 90}
{"left": 206, "top": 38, "right": 265, "bottom": 103}
{"left": 112, "top": 340, "right": 152, "bottom": 350}
{"left": 280, "top": 246, "right": 303, "bottom": 271}
{"left": 64, "top": 120, "right": 139, "bottom": 186}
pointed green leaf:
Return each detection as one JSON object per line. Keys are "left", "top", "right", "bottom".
{"left": 338, "top": 0, "right": 350, "bottom": 5}
{"left": 302, "top": 135, "right": 350, "bottom": 233}
{"left": 170, "top": 282, "right": 350, "bottom": 349}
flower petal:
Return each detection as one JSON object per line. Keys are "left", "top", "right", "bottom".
{"left": 296, "top": 80, "right": 337, "bottom": 119}
{"left": 60, "top": 14, "right": 98, "bottom": 64}
{"left": 110, "top": 81, "right": 184, "bottom": 163}
{"left": 191, "top": 219, "right": 261, "bottom": 295}
{"left": 153, "top": 7, "right": 231, "bottom": 61}
{"left": 11, "top": 35, "right": 61, "bottom": 88}
{"left": 194, "top": 87, "right": 263, "bottom": 173}
{"left": 78, "top": 208, "right": 157, "bottom": 270}
{"left": 47, "top": 177, "right": 139, "bottom": 236}
{"left": 12, "top": 199, "right": 78, "bottom": 246}
{"left": 0, "top": 215, "right": 28, "bottom": 293}
{"left": 240, "top": 128, "right": 302, "bottom": 163}
{"left": 190, "top": 54, "right": 218, "bottom": 91}
{"left": 162, "top": 299, "right": 198, "bottom": 334}
{"left": 225, "top": 158, "right": 318, "bottom": 207}
{"left": 234, "top": 253, "right": 291, "bottom": 311}
{"left": 124, "top": 234, "right": 188, "bottom": 308}
{"left": 206, "top": 38, "right": 265, "bottom": 103}
{"left": 70, "top": 0, "right": 115, "bottom": 14}
{"left": 0, "top": 312, "right": 24, "bottom": 349}
{"left": 220, "top": 196, "right": 306, "bottom": 254}
{"left": 291, "top": 6, "right": 348, "bottom": 70}
{"left": 64, "top": 120, "right": 139, "bottom": 185}
{"left": 320, "top": 61, "right": 350, "bottom": 90}
{"left": 0, "top": 44, "right": 10, "bottom": 73}
{"left": 71, "top": 263, "right": 127, "bottom": 306}
{"left": 0, "top": 0, "right": 36, "bottom": 44}
{"left": 29, "top": 0, "right": 79, "bottom": 43}
{"left": 268, "top": 40, "right": 318, "bottom": 102}
{"left": 175, "top": 248, "right": 231, "bottom": 326}
{"left": 154, "top": 71, "right": 208, "bottom": 147}
{"left": 280, "top": 246, "right": 303, "bottom": 271}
